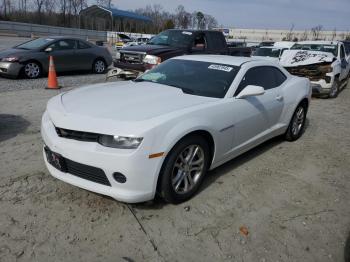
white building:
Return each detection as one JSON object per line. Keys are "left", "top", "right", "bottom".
{"left": 225, "top": 28, "right": 350, "bottom": 42}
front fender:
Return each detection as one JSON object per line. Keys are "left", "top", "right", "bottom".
{"left": 152, "top": 117, "right": 217, "bottom": 158}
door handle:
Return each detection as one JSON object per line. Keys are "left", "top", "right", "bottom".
{"left": 276, "top": 95, "right": 283, "bottom": 101}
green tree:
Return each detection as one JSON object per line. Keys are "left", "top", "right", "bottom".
{"left": 164, "top": 19, "right": 175, "bottom": 30}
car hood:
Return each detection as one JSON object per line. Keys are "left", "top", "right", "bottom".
{"left": 120, "top": 44, "right": 182, "bottom": 55}
{"left": 0, "top": 48, "right": 31, "bottom": 59}
{"left": 280, "top": 50, "right": 335, "bottom": 67}
{"left": 47, "top": 81, "right": 215, "bottom": 135}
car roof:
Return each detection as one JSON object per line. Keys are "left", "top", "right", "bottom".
{"left": 258, "top": 46, "right": 282, "bottom": 49}
{"left": 297, "top": 41, "right": 339, "bottom": 45}
{"left": 173, "top": 55, "right": 262, "bottom": 66}
{"left": 40, "top": 36, "right": 87, "bottom": 41}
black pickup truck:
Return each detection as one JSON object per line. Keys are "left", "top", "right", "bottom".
{"left": 114, "top": 29, "right": 251, "bottom": 72}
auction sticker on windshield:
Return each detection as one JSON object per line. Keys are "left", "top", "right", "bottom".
{"left": 208, "top": 64, "right": 233, "bottom": 72}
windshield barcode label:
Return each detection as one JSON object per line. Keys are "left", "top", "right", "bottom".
{"left": 208, "top": 65, "right": 233, "bottom": 72}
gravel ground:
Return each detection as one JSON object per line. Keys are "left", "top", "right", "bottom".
{"left": 0, "top": 72, "right": 109, "bottom": 92}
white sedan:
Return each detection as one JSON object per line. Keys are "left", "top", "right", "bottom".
{"left": 41, "top": 55, "right": 311, "bottom": 204}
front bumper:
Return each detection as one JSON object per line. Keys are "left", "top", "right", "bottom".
{"left": 310, "top": 80, "right": 332, "bottom": 95}
{"left": 0, "top": 61, "right": 22, "bottom": 77}
{"left": 114, "top": 60, "right": 147, "bottom": 72}
{"left": 41, "top": 111, "right": 164, "bottom": 203}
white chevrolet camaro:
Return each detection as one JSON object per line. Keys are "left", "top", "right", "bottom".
{"left": 41, "top": 55, "right": 311, "bottom": 204}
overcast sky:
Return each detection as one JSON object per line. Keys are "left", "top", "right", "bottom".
{"left": 109, "top": 0, "right": 350, "bottom": 31}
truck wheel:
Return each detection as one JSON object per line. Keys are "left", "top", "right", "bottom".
{"left": 328, "top": 78, "right": 339, "bottom": 98}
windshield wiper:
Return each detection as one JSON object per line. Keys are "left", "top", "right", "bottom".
{"left": 180, "top": 87, "right": 195, "bottom": 94}
{"left": 133, "top": 78, "right": 146, "bottom": 82}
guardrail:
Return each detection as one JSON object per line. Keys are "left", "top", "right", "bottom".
{"left": 0, "top": 20, "right": 107, "bottom": 41}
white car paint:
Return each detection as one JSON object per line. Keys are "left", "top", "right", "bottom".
{"left": 273, "top": 41, "right": 296, "bottom": 49}
{"left": 251, "top": 46, "right": 287, "bottom": 62}
{"left": 41, "top": 55, "right": 311, "bottom": 203}
{"left": 281, "top": 41, "right": 350, "bottom": 95}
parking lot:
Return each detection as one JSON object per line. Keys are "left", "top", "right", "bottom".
{"left": 0, "top": 36, "right": 350, "bottom": 262}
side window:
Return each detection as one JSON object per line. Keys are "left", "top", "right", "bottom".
{"left": 78, "top": 40, "right": 91, "bottom": 49}
{"left": 193, "top": 33, "right": 207, "bottom": 49}
{"left": 273, "top": 67, "right": 287, "bottom": 86}
{"left": 235, "top": 66, "right": 286, "bottom": 96}
{"left": 48, "top": 40, "right": 76, "bottom": 51}
{"left": 340, "top": 45, "right": 345, "bottom": 59}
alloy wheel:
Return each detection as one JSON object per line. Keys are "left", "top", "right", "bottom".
{"left": 94, "top": 60, "right": 105, "bottom": 73}
{"left": 24, "top": 62, "right": 40, "bottom": 78}
{"left": 291, "top": 106, "right": 305, "bottom": 136}
{"left": 171, "top": 145, "right": 205, "bottom": 194}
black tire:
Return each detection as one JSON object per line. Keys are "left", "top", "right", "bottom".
{"left": 328, "top": 78, "right": 340, "bottom": 98}
{"left": 92, "top": 59, "right": 106, "bottom": 74}
{"left": 285, "top": 102, "right": 307, "bottom": 141}
{"left": 23, "top": 61, "right": 42, "bottom": 79}
{"left": 158, "top": 135, "right": 210, "bottom": 204}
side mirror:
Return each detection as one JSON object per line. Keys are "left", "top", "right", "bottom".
{"left": 236, "top": 85, "right": 265, "bottom": 99}
{"left": 44, "top": 47, "right": 53, "bottom": 52}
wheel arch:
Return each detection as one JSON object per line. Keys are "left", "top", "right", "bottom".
{"left": 21, "top": 59, "right": 43, "bottom": 76}
{"left": 155, "top": 128, "right": 216, "bottom": 195}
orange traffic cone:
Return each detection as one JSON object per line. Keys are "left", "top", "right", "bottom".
{"left": 46, "top": 56, "right": 60, "bottom": 89}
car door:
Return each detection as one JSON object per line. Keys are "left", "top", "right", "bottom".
{"left": 46, "top": 39, "right": 77, "bottom": 72}
{"left": 74, "top": 40, "right": 96, "bottom": 70}
{"left": 339, "top": 44, "right": 349, "bottom": 80}
{"left": 230, "top": 66, "right": 285, "bottom": 150}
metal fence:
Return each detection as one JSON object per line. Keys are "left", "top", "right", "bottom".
{"left": 0, "top": 20, "right": 107, "bottom": 41}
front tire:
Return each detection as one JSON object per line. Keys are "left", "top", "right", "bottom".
{"left": 24, "top": 61, "right": 41, "bottom": 79}
{"left": 328, "top": 78, "right": 339, "bottom": 98}
{"left": 159, "top": 135, "right": 210, "bottom": 204}
{"left": 92, "top": 59, "right": 106, "bottom": 74}
{"left": 285, "top": 102, "right": 307, "bottom": 141}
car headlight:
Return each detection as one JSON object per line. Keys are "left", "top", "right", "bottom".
{"left": 1, "top": 57, "right": 19, "bottom": 62}
{"left": 98, "top": 135, "right": 143, "bottom": 149}
{"left": 143, "top": 55, "right": 161, "bottom": 65}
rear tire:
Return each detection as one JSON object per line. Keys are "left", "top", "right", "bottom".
{"left": 159, "top": 135, "right": 210, "bottom": 204}
{"left": 92, "top": 59, "right": 106, "bottom": 74}
{"left": 285, "top": 102, "right": 307, "bottom": 141}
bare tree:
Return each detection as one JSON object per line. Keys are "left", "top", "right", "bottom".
{"left": 284, "top": 24, "right": 294, "bottom": 41}
{"left": 331, "top": 28, "right": 337, "bottom": 40}
{"left": 95, "top": 0, "right": 112, "bottom": 8}
{"left": 311, "top": 25, "right": 323, "bottom": 40}
{"left": 300, "top": 30, "right": 309, "bottom": 41}
{"left": 33, "top": 0, "right": 45, "bottom": 23}
{"left": 205, "top": 15, "right": 217, "bottom": 30}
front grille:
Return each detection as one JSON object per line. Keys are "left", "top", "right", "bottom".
{"left": 285, "top": 63, "right": 331, "bottom": 82}
{"left": 56, "top": 127, "right": 99, "bottom": 142}
{"left": 120, "top": 52, "right": 144, "bottom": 64}
{"left": 65, "top": 158, "right": 111, "bottom": 186}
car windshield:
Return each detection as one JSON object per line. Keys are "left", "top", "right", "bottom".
{"left": 15, "top": 38, "right": 54, "bottom": 50}
{"left": 148, "top": 30, "right": 193, "bottom": 48}
{"left": 135, "top": 59, "right": 239, "bottom": 98}
{"left": 253, "top": 48, "right": 281, "bottom": 57}
{"left": 291, "top": 44, "right": 338, "bottom": 56}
